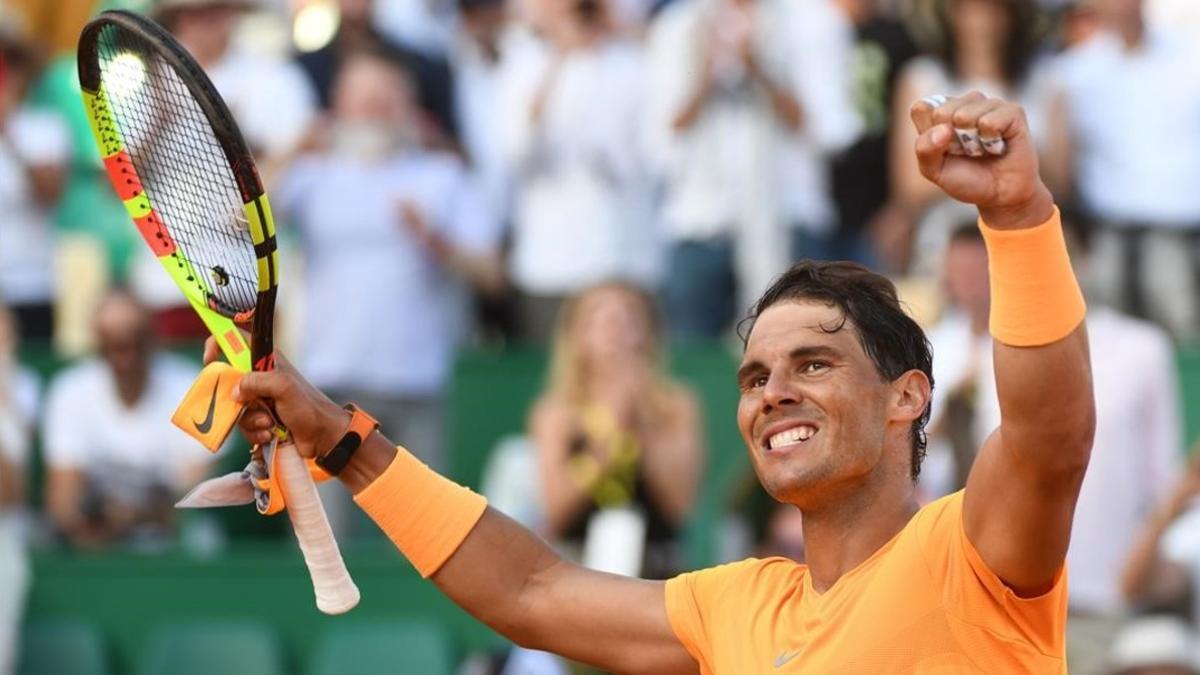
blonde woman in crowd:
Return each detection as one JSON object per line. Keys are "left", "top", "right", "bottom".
{"left": 529, "top": 282, "right": 703, "bottom": 579}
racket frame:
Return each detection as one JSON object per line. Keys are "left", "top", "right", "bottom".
{"left": 78, "top": 9, "right": 277, "bottom": 373}
{"left": 77, "top": 10, "right": 358, "bottom": 615}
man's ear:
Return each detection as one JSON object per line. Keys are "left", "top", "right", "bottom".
{"left": 891, "top": 369, "right": 932, "bottom": 424}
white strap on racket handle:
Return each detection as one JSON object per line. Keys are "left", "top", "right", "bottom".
{"left": 275, "top": 443, "right": 361, "bottom": 614}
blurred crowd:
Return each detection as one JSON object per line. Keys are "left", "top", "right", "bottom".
{"left": 2, "top": 0, "right": 1200, "bottom": 672}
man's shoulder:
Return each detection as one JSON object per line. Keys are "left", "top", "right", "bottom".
{"left": 777, "top": 0, "right": 842, "bottom": 26}
{"left": 1054, "top": 33, "right": 1118, "bottom": 82}
{"left": 760, "top": 0, "right": 848, "bottom": 45}
{"left": 1088, "top": 307, "right": 1174, "bottom": 363}
{"left": 398, "top": 150, "right": 468, "bottom": 182}
{"left": 917, "top": 489, "right": 965, "bottom": 513}
{"left": 1163, "top": 505, "right": 1200, "bottom": 565}
{"left": 906, "top": 490, "right": 967, "bottom": 549}
{"left": 927, "top": 311, "right": 972, "bottom": 346}
{"left": 152, "top": 354, "right": 201, "bottom": 391}
{"left": 673, "top": 556, "right": 806, "bottom": 599}
{"left": 222, "top": 49, "right": 309, "bottom": 80}
{"left": 9, "top": 106, "right": 68, "bottom": 138}
{"left": 43, "top": 359, "right": 111, "bottom": 429}
{"left": 47, "top": 358, "right": 107, "bottom": 396}
{"left": 7, "top": 106, "right": 70, "bottom": 161}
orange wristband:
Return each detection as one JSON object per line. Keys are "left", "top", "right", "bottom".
{"left": 171, "top": 361, "right": 244, "bottom": 452}
{"left": 979, "top": 206, "right": 1087, "bottom": 347}
{"left": 353, "top": 446, "right": 487, "bottom": 578}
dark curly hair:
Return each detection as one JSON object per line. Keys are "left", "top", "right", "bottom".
{"left": 938, "top": 0, "right": 1042, "bottom": 89}
{"left": 738, "top": 261, "right": 935, "bottom": 480}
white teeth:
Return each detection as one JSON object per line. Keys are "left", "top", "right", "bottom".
{"left": 768, "top": 425, "right": 817, "bottom": 449}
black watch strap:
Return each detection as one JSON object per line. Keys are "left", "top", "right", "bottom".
{"left": 315, "top": 403, "right": 379, "bottom": 476}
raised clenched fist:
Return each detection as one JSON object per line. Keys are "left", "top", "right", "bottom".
{"left": 910, "top": 91, "right": 1054, "bottom": 230}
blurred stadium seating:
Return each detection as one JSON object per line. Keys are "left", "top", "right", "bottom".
{"left": 137, "top": 621, "right": 285, "bottom": 675}
{"left": 307, "top": 619, "right": 455, "bottom": 675}
{"left": 17, "top": 619, "right": 109, "bottom": 675}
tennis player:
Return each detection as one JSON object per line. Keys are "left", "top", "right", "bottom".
{"left": 223, "top": 92, "right": 1093, "bottom": 673}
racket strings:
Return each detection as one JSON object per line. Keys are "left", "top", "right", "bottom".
{"left": 96, "top": 24, "right": 260, "bottom": 317}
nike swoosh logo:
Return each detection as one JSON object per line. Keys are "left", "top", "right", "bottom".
{"left": 192, "top": 375, "right": 220, "bottom": 434}
{"left": 774, "top": 651, "right": 801, "bottom": 668}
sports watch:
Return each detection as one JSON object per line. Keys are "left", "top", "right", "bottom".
{"left": 315, "top": 403, "right": 380, "bottom": 476}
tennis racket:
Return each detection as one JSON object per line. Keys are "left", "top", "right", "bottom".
{"left": 77, "top": 10, "right": 360, "bottom": 614}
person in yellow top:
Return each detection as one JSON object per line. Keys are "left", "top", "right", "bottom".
{"left": 218, "top": 93, "right": 1093, "bottom": 674}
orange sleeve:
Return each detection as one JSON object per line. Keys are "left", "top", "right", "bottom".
{"left": 664, "top": 559, "right": 770, "bottom": 672}
{"left": 915, "top": 492, "right": 1068, "bottom": 658}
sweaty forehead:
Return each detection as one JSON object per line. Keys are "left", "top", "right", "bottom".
{"left": 743, "top": 300, "right": 860, "bottom": 358}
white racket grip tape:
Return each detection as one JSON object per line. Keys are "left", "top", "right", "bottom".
{"left": 276, "top": 444, "right": 361, "bottom": 614}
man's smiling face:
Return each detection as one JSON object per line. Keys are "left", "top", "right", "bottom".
{"left": 736, "top": 300, "right": 898, "bottom": 506}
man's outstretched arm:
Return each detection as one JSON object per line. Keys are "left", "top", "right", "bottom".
{"left": 911, "top": 92, "right": 1096, "bottom": 595}
{"left": 434, "top": 506, "right": 695, "bottom": 672}
{"left": 225, "top": 351, "right": 698, "bottom": 675}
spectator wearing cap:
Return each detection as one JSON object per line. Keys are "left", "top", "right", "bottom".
{"left": 1045, "top": 0, "right": 1200, "bottom": 341}
{"left": 296, "top": 0, "right": 460, "bottom": 147}
{"left": 499, "top": 0, "right": 657, "bottom": 341}
{"left": 1106, "top": 616, "right": 1200, "bottom": 675}
{"left": 0, "top": 8, "right": 69, "bottom": 342}
{"left": 643, "top": 0, "right": 861, "bottom": 339}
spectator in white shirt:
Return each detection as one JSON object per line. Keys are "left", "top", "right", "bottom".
{"left": 1045, "top": 0, "right": 1200, "bottom": 341}
{"left": 921, "top": 224, "right": 992, "bottom": 499}
{"left": 1122, "top": 446, "right": 1200, "bottom": 628}
{"left": 43, "top": 289, "right": 209, "bottom": 550}
{"left": 1104, "top": 615, "right": 1200, "bottom": 675}
{"left": 0, "top": 15, "right": 69, "bottom": 342}
{"left": 374, "top": 0, "right": 459, "bottom": 59}
{"left": 643, "top": 0, "right": 860, "bottom": 338}
{"left": 158, "top": 0, "right": 317, "bottom": 159}
{"left": 1041, "top": 0, "right": 1200, "bottom": 338}
{"left": 0, "top": 305, "right": 36, "bottom": 675}
{"left": 274, "top": 50, "right": 503, "bottom": 479}
{"left": 454, "top": 0, "right": 513, "bottom": 228}
{"left": 499, "top": 0, "right": 656, "bottom": 341}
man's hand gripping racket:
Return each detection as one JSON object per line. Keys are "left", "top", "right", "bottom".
{"left": 178, "top": 342, "right": 361, "bottom": 615}
{"left": 78, "top": 10, "right": 359, "bottom": 614}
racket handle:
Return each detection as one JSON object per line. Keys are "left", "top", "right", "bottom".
{"left": 276, "top": 443, "right": 361, "bottom": 614}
